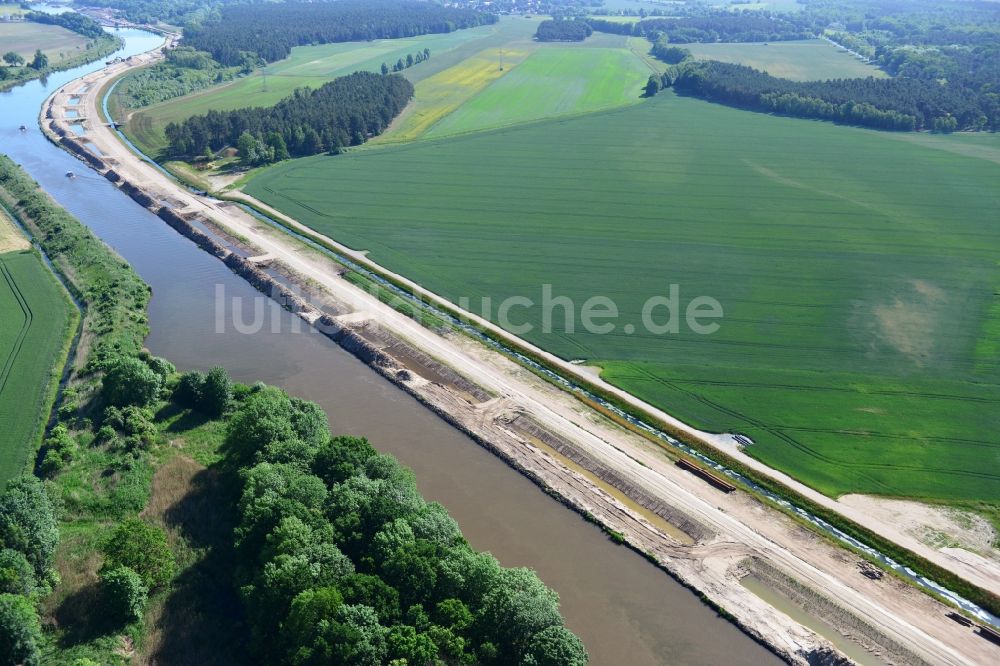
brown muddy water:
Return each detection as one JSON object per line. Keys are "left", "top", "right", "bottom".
{"left": 741, "top": 576, "right": 887, "bottom": 666}
{"left": 2, "top": 30, "right": 780, "bottom": 666}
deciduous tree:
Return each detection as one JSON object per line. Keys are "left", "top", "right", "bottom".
{"left": 29, "top": 49, "right": 47, "bottom": 70}
{"left": 101, "top": 566, "right": 148, "bottom": 624}
{"left": 102, "top": 519, "right": 175, "bottom": 589}
{"left": 0, "top": 477, "right": 58, "bottom": 579}
{"left": 0, "top": 594, "right": 40, "bottom": 666}
{"left": 102, "top": 356, "right": 162, "bottom": 407}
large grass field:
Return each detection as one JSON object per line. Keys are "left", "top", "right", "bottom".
{"left": 374, "top": 46, "right": 535, "bottom": 144}
{"left": 0, "top": 21, "right": 90, "bottom": 63}
{"left": 124, "top": 17, "right": 541, "bottom": 156}
{"left": 423, "top": 46, "right": 652, "bottom": 138}
{"left": 0, "top": 249, "right": 75, "bottom": 482}
{"left": 682, "top": 39, "right": 887, "bottom": 81}
{"left": 246, "top": 93, "right": 1000, "bottom": 505}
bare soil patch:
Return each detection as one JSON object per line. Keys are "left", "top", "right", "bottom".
{"left": 840, "top": 494, "right": 998, "bottom": 556}
{"left": 0, "top": 207, "right": 29, "bottom": 253}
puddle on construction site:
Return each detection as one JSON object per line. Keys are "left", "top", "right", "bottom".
{"left": 81, "top": 140, "right": 103, "bottom": 156}
{"left": 521, "top": 430, "right": 696, "bottom": 545}
{"left": 2, "top": 27, "right": 785, "bottom": 666}
{"left": 741, "top": 575, "right": 890, "bottom": 666}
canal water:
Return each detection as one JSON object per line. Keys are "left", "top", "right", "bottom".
{"left": 0, "top": 30, "right": 779, "bottom": 665}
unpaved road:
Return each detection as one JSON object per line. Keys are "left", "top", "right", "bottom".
{"left": 41, "top": 43, "right": 1000, "bottom": 665}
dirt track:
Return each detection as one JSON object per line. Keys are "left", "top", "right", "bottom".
{"left": 39, "top": 42, "right": 1000, "bottom": 665}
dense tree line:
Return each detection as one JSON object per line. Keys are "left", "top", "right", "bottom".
{"left": 184, "top": 1, "right": 497, "bottom": 67}
{"left": 451, "top": 0, "right": 600, "bottom": 15}
{"left": 0, "top": 476, "right": 59, "bottom": 665}
{"left": 650, "top": 43, "right": 691, "bottom": 65}
{"left": 165, "top": 71, "right": 414, "bottom": 161}
{"left": 658, "top": 60, "right": 998, "bottom": 131}
{"left": 535, "top": 19, "right": 593, "bottom": 42}
{"left": 382, "top": 47, "right": 432, "bottom": 75}
{"left": 74, "top": 0, "right": 225, "bottom": 25}
{"left": 221, "top": 384, "right": 588, "bottom": 665}
{"left": 802, "top": 0, "right": 1000, "bottom": 99}
{"left": 24, "top": 10, "right": 108, "bottom": 40}
{"left": 585, "top": 12, "right": 813, "bottom": 42}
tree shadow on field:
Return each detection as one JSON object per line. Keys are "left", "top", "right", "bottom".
{"left": 146, "top": 465, "right": 249, "bottom": 665}
{"left": 55, "top": 582, "right": 120, "bottom": 647}
{"left": 157, "top": 402, "right": 211, "bottom": 434}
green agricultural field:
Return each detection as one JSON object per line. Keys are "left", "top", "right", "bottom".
{"left": 373, "top": 46, "right": 536, "bottom": 145}
{"left": 425, "top": 46, "right": 652, "bottom": 138}
{"left": 0, "top": 250, "right": 76, "bottom": 482}
{"left": 124, "top": 18, "right": 540, "bottom": 156}
{"left": 246, "top": 93, "right": 1000, "bottom": 505}
{"left": 886, "top": 131, "right": 1000, "bottom": 166}
{"left": 682, "top": 39, "right": 887, "bottom": 81}
{"left": 0, "top": 21, "right": 90, "bottom": 63}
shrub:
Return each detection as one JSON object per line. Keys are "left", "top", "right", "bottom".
{"left": 102, "top": 405, "right": 156, "bottom": 444}
{"left": 201, "top": 366, "right": 232, "bottom": 417}
{"left": 145, "top": 355, "right": 176, "bottom": 381}
{"left": 100, "top": 566, "right": 148, "bottom": 624}
{"left": 226, "top": 387, "right": 298, "bottom": 457}
{"left": 95, "top": 425, "right": 117, "bottom": 444}
{"left": 40, "top": 425, "right": 78, "bottom": 475}
{"left": 0, "top": 550, "right": 36, "bottom": 597}
{"left": 0, "top": 593, "right": 41, "bottom": 666}
{"left": 523, "top": 625, "right": 588, "bottom": 666}
{"left": 102, "top": 519, "right": 175, "bottom": 589}
{"left": 101, "top": 356, "right": 162, "bottom": 407}
{"left": 0, "top": 477, "right": 59, "bottom": 578}
{"left": 173, "top": 371, "right": 205, "bottom": 408}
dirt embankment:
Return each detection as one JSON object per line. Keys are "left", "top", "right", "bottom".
{"left": 741, "top": 558, "right": 931, "bottom": 666}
